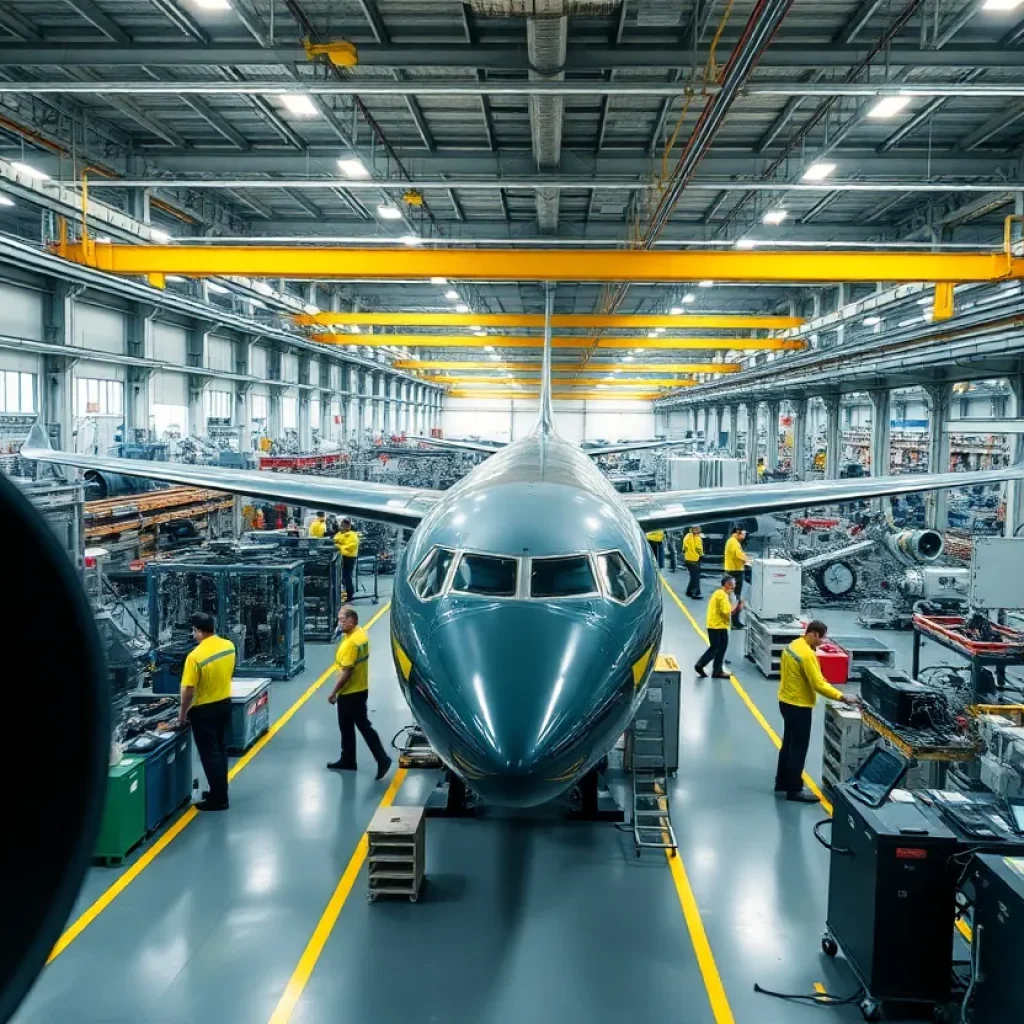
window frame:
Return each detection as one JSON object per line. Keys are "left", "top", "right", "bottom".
{"left": 527, "top": 552, "right": 601, "bottom": 600}
{"left": 595, "top": 548, "right": 644, "bottom": 606}
{"left": 449, "top": 549, "right": 523, "bottom": 601}
{"left": 409, "top": 545, "right": 457, "bottom": 603}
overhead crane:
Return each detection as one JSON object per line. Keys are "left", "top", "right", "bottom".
{"left": 443, "top": 390, "right": 665, "bottom": 401}
{"left": 315, "top": 334, "right": 805, "bottom": 351}
{"left": 296, "top": 312, "right": 802, "bottom": 329}
{"left": 392, "top": 360, "right": 743, "bottom": 373}
{"left": 428, "top": 377, "right": 697, "bottom": 388}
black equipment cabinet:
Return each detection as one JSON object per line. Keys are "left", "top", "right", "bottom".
{"left": 824, "top": 786, "right": 961, "bottom": 1018}
{"left": 968, "top": 854, "right": 1024, "bottom": 1024}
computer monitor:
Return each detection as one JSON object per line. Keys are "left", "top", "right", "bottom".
{"left": 847, "top": 747, "right": 910, "bottom": 808}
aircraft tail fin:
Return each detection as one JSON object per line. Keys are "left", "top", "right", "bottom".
{"left": 538, "top": 283, "right": 555, "bottom": 435}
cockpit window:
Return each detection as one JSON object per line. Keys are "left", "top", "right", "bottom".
{"left": 410, "top": 546, "right": 455, "bottom": 600}
{"left": 530, "top": 555, "right": 597, "bottom": 598}
{"left": 452, "top": 553, "right": 518, "bottom": 597}
{"left": 597, "top": 551, "right": 642, "bottom": 603}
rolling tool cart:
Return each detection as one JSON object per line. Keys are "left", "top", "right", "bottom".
{"left": 367, "top": 806, "right": 425, "bottom": 903}
{"left": 93, "top": 756, "right": 147, "bottom": 866}
{"left": 228, "top": 677, "right": 271, "bottom": 754}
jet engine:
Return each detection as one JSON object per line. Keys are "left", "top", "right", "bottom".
{"left": 884, "top": 528, "right": 944, "bottom": 566}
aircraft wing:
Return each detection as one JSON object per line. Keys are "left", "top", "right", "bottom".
{"left": 584, "top": 439, "right": 685, "bottom": 458}
{"left": 624, "top": 464, "right": 1024, "bottom": 532}
{"left": 406, "top": 434, "right": 503, "bottom": 455}
{"left": 21, "top": 423, "right": 439, "bottom": 528}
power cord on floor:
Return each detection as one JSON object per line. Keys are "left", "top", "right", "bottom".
{"left": 813, "top": 818, "right": 850, "bottom": 854}
{"left": 753, "top": 982, "right": 865, "bottom": 1007}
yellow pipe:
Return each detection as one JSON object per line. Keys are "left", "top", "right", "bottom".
{"left": 54, "top": 241, "right": 1022, "bottom": 284}
{"left": 394, "top": 360, "right": 742, "bottom": 372}
{"left": 298, "top": 312, "right": 802, "bottom": 329}
{"left": 434, "top": 377, "right": 694, "bottom": 387}
{"left": 447, "top": 390, "right": 665, "bottom": 400}
{"left": 316, "top": 334, "right": 804, "bottom": 351}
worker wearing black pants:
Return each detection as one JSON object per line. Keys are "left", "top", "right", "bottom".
{"left": 695, "top": 575, "right": 739, "bottom": 679}
{"left": 695, "top": 628, "right": 730, "bottom": 677}
{"left": 190, "top": 699, "right": 232, "bottom": 807}
{"left": 342, "top": 556, "right": 356, "bottom": 603}
{"left": 774, "top": 702, "right": 813, "bottom": 798}
{"left": 334, "top": 517, "right": 360, "bottom": 602}
{"left": 335, "top": 690, "right": 389, "bottom": 770}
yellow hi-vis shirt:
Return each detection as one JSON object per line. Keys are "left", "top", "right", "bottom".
{"left": 778, "top": 636, "right": 844, "bottom": 708}
{"left": 724, "top": 535, "right": 748, "bottom": 572}
{"left": 335, "top": 625, "right": 370, "bottom": 696}
{"left": 706, "top": 588, "right": 733, "bottom": 631}
{"left": 181, "top": 635, "right": 235, "bottom": 707}
{"left": 334, "top": 530, "right": 359, "bottom": 558}
{"left": 308, "top": 519, "right": 327, "bottom": 538}
{"left": 683, "top": 533, "right": 704, "bottom": 562}
{"left": 646, "top": 530, "right": 665, "bottom": 543}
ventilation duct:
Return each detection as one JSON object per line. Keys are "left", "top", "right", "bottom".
{"left": 469, "top": 1, "right": 619, "bottom": 234}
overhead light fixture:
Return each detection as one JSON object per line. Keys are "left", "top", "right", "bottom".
{"left": 596, "top": 384, "right": 608, "bottom": 389}
{"left": 349, "top": 325, "right": 362, "bottom": 334}
{"left": 194, "top": 0, "right": 232, "bottom": 9}
{"left": 253, "top": 280, "right": 274, "bottom": 296}
{"left": 455, "top": 303, "right": 470, "bottom": 313}
{"left": 917, "top": 296, "right": 932, "bottom": 306}
{"left": 444, "top": 289, "right": 460, "bottom": 300}
{"left": 431, "top": 277, "right": 447, "bottom": 285}
{"left": 207, "top": 282, "right": 229, "bottom": 295}
{"left": 868, "top": 95, "right": 912, "bottom": 119}
{"left": 647, "top": 331, "right": 659, "bottom": 338}
{"left": 624, "top": 356, "right": 635, "bottom": 362}
{"left": 303, "top": 303, "right": 320, "bottom": 315}
{"left": 862, "top": 315, "right": 881, "bottom": 326}
{"left": 149, "top": 228, "right": 170, "bottom": 242}
{"left": 401, "top": 234, "right": 422, "bottom": 247}
{"left": 655, "top": 327, "right": 666, "bottom": 334}
{"left": 377, "top": 203, "right": 403, "bottom": 220}
{"left": 337, "top": 157, "right": 369, "bottom": 179}
{"left": 762, "top": 208, "right": 788, "bottom": 225}
{"left": 670, "top": 306, "right": 684, "bottom": 315}
{"left": 735, "top": 238, "right": 757, "bottom": 249}
{"left": 0, "top": 195, "right": 14, "bottom": 207}
{"left": 682, "top": 293, "right": 696, "bottom": 303}
{"left": 489, "top": 353, "right": 501, "bottom": 361}
{"left": 167, "top": 275, "right": 186, "bottom": 283}
{"left": 280, "top": 93, "right": 319, "bottom": 117}
{"left": 699, "top": 279, "right": 714, "bottom": 288}
{"left": 484, "top": 345, "right": 495, "bottom": 352}
{"left": 983, "top": 0, "right": 1023, "bottom": 9}
{"left": 10, "top": 161, "right": 50, "bottom": 181}
{"left": 801, "top": 161, "right": 837, "bottom": 182}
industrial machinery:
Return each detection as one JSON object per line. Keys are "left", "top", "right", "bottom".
{"left": 746, "top": 557, "right": 802, "bottom": 620}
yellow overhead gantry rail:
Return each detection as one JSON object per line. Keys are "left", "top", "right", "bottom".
{"left": 54, "top": 241, "right": 1024, "bottom": 285}
{"left": 445, "top": 390, "right": 665, "bottom": 400}
{"left": 430, "top": 377, "right": 697, "bottom": 388}
{"left": 394, "top": 360, "right": 743, "bottom": 373}
{"left": 316, "top": 334, "right": 805, "bottom": 351}
{"left": 296, "top": 312, "right": 802, "bottom": 329}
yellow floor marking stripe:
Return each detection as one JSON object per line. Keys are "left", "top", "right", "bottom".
{"left": 659, "top": 576, "right": 832, "bottom": 813}
{"left": 48, "top": 601, "right": 393, "bottom": 964}
{"left": 267, "top": 768, "right": 408, "bottom": 1024}
{"left": 666, "top": 849, "right": 737, "bottom": 1024}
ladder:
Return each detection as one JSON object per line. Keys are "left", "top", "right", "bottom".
{"left": 628, "top": 705, "right": 678, "bottom": 857}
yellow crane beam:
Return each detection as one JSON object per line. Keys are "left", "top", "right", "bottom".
{"left": 55, "top": 241, "right": 1024, "bottom": 284}
{"left": 298, "top": 311, "right": 801, "bottom": 329}
{"left": 316, "top": 334, "right": 804, "bottom": 351}
{"left": 393, "top": 360, "right": 742, "bottom": 373}
{"left": 446, "top": 390, "right": 664, "bottom": 400}
{"left": 434, "top": 377, "right": 695, "bottom": 387}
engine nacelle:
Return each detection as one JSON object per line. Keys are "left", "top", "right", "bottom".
{"left": 899, "top": 566, "right": 970, "bottom": 604}
{"left": 885, "top": 528, "right": 944, "bottom": 566}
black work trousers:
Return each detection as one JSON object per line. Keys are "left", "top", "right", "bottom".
{"left": 775, "top": 701, "right": 813, "bottom": 795}
{"left": 685, "top": 560, "right": 702, "bottom": 598}
{"left": 696, "top": 628, "right": 730, "bottom": 675}
{"left": 728, "top": 570, "right": 745, "bottom": 624}
{"left": 336, "top": 690, "right": 388, "bottom": 768}
{"left": 341, "top": 555, "right": 356, "bottom": 602}
{"left": 190, "top": 698, "right": 232, "bottom": 805}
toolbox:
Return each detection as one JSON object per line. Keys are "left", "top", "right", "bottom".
{"left": 816, "top": 641, "right": 850, "bottom": 685}
{"left": 228, "top": 677, "right": 271, "bottom": 753}
{"left": 93, "top": 755, "right": 146, "bottom": 864}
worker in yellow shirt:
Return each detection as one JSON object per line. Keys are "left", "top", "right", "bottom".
{"left": 646, "top": 528, "right": 665, "bottom": 569}
{"left": 178, "top": 613, "right": 236, "bottom": 812}
{"left": 326, "top": 606, "right": 391, "bottom": 780}
{"left": 776, "top": 620, "right": 857, "bottom": 802}
{"left": 683, "top": 524, "right": 704, "bottom": 599}
{"left": 308, "top": 510, "right": 327, "bottom": 538}
{"left": 723, "top": 526, "right": 752, "bottom": 628}
{"left": 757, "top": 457, "right": 766, "bottom": 480}
{"left": 334, "top": 516, "right": 360, "bottom": 601}
{"left": 695, "top": 575, "right": 742, "bottom": 678}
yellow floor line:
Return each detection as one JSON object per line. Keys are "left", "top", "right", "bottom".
{"left": 267, "top": 768, "right": 408, "bottom": 1024}
{"left": 48, "top": 601, "right": 393, "bottom": 964}
{"left": 660, "top": 576, "right": 832, "bottom": 814}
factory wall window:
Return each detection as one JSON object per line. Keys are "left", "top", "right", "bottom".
{"left": 0, "top": 370, "right": 35, "bottom": 413}
{"left": 309, "top": 397, "right": 321, "bottom": 427}
{"left": 152, "top": 404, "right": 188, "bottom": 436}
{"left": 281, "top": 395, "right": 298, "bottom": 430}
{"left": 451, "top": 553, "right": 518, "bottom": 598}
{"left": 530, "top": 555, "right": 598, "bottom": 598}
{"left": 410, "top": 547, "right": 456, "bottom": 601}
{"left": 74, "top": 377, "right": 123, "bottom": 417}
{"left": 204, "top": 389, "right": 232, "bottom": 421}
{"left": 251, "top": 394, "right": 269, "bottom": 423}
{"left": 597, "top": 551, "right": 642, "bottom": 604}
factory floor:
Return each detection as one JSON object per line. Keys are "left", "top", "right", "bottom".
{"left": 19, "top": 571, "right": 967, "bottom": 1024}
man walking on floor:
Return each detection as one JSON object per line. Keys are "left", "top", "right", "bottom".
{"left": 695, "top": 575, "right": 741, "bottom": 679}
{"left": 776, "top": 620, "right": 857, "bottom": 803}
{"left": 179, "top": 612, "right": 235, "bottom": 812}
{"left": 327, "top": 606, "right": 392, "bottom": 780}
{"left": 683, "top": 524, "right": 703, "bottom": 598}
{"left": 723, "top": 526, "right": 752, "bottom": 627}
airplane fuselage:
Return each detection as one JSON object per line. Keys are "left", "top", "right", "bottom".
{"left": 389, "top": 429, "right": 663, "bottom": 807}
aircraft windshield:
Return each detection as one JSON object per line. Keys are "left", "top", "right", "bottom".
{"left": 452, "top": 553, "right": 519, "bottom": 598}
{"left": 597, "top": 551, "right": 642, "bottom": 603}
{"left": 530, "top": 555, "right": 597, "bottom": 598}
{"left": 410, "top": 546, "right": 455, "bottom": 600}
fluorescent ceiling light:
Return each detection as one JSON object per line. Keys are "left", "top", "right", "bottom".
{"left": 655, "top": 327, "right": 666, "bottom": 334}
{"left": 444, "top": 289, "right": 460, "bottom": 300}
{"left": 699, "top": 279, "right": 714, "bottom": 288}
{"left": 682, "top": 293, "right": 696, "bottom": 303}
{"left": 762, "top": 208, "right": 788, "bottom": 225}
{"left": 983, "top": 0, "right": 1023, "bottom": 9}
{"left": 624, "top": 356, "right": 635, "bottom": 362}
{"left": 735, "top": 238, "right": 757, "bottom": 249}
{"left": 489, "top": 354, "right": 501, "bottom": 361}
{"left": 801, "top": 161, "right": 836, "bottom": 182}
{"left": 484, "top": 345, "right": 495, "bottom": 352}
{"left": 862, "top": 315, "right": 881, "bottom": 326}
{"left": 868, "top": 95, "right": 912, "bottom": 119}
{"left": 337, "top": 157, "right": 369, "bottom": 179}
{"left": 303, "top": 303, "right": 320, "bottom": 315}
{"left": 194, "top": 0, "right": 232, "bottom": 9}
{"left": 455, "top": 303, "right": 470, "bottom": 313}
{"left": 596, "top": 384, "right": 608, "bottom": 389}
{"left": 431, "top": 277, "right": 447, "bottom": 285}
{"left": 401, "top": 234, "right": 421, "bottom": 247}
{"left": 349, "top": 325, "right": 361, "bottom": 334}
{"left": 377, "top": 203, "right": 403, "bottom": 220}
{"left": 670, "top": 306, "right": 684, "bottom": 315}
{"left": 647, "top": 331, "right": 659, "bottom": 338}
{"left": 0, "top": 195, "right": 14, "bottom": 207}
{"left": 207, "top": 282, "right": 229, "bottom": 294}
{"left": 917, "top": 297, "right": 932, "bottom": 305}
{"left": 280, "top": 93, "right": 319, "bottom": 117}
{"left": 167, "top": 275, "right": 186, "bottom": 282}
{"left": 149, "top": 228, "right": 170, "bottom": 242}
{"left": 10, "top": 161, "right": 49, "bottom": 181}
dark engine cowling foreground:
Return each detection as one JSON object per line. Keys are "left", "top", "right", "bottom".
{"left": 0, "top": 474, "right": 109, "bottom": 1024}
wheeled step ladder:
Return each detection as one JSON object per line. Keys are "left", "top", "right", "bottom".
{"left": 628, "top": 705, "right": 678, "bottom": 857}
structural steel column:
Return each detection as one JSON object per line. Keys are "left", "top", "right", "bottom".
{"left": 924, "top": 383, "right": 953, "bottom": 529}
{"left": 869, "top": 388, "right": 892, "bottom": 477}
{"left": 789, "top": 398, "right": 808, "bottom": 478}
{"left": 298, "top": 392, "right": 311, "bottom": 450}
{"left": 765, "top": 400, "right": 780, "bottom": 471}
{"left": 823, "top": 393, "right": 842, "bottom": 480}
{"left": 41, "top": 282, "right": 76, "bottom": 450}
{"left": 1006, "top": 373, "right": 1024, "bottom": 537}
{"left": 726, "top": 405, "right": 738, "bottom": 456}
{"left": 746, "top": 402, "right": 760, "bottom": 478}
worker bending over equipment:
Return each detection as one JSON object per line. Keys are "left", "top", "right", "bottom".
{"left": 683, "top": 525, "right": 703, "bottom": 599}
{"left": 178, "top": 613, "right": 236, "bottom": 812}
{"left": 334, "top": 517, "right": 359, "bottom": 601}
{"left": 776, "top": 620, "right": 857, "bottom": 803}
{"left": 695, "top": 575, "right": 741, "bottom": 679}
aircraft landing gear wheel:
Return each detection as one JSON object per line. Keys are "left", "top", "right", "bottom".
{"left": 859, "top": 997, "right": 881, "bottom": 1022}
{"left": 821, "top": 933, "right": 838, "bottom": 957}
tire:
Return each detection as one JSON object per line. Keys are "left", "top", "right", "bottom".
{"left": 821, "top": 934, "right": 838, "bottom": 957}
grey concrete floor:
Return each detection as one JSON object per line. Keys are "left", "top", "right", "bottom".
{"left": 17, "top": 569, "right": 963, "bottom": 1024}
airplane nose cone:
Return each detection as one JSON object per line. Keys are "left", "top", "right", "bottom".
{"left": 423, "top": 605, "right": 628, "bottom": 807}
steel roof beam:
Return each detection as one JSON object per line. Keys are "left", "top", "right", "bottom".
{"left": 0, "top": 7, "right": 41, "bottom": 40}
{"left": 960, "top": 100, "right": 1024, "bottom": 151}
{"left": 64, "top": 0, "right": 131, "bottom": 44}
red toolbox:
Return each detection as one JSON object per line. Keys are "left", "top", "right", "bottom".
{"left": 816, "top": 641, "right": 850, "bottom": 685}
